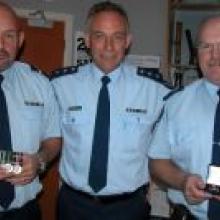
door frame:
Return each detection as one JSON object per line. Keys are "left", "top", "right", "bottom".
{"left": 15, "top": 8, "right": 74, "bottom": 67}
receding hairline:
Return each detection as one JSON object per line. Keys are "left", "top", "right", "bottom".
{"left": 85, "top": 1, "right": 130, "bottom": 32}
{"left": 196, "top": 16, "right": 220, "bottom": 44}
{"left": 0, "top": 2, "right": 20, "bottom": 29}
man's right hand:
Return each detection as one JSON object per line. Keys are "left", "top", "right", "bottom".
{"left": 183, "top": 174, "right": 211, "bottom": 204}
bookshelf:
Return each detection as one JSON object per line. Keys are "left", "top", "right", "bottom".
{"left": 168, "top": 0, "right": 220, "bottom": 87}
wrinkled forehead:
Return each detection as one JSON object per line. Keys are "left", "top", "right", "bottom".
{"left": 0, "top": 5, "right": 20, "bottom": 30}
{"left": 87, "top": 11, "right": 129, "bottom": 33}
{"left": 199, "top": 18, "right": 220, "bottom": 42}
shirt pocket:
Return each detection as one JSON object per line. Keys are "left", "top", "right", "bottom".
{"left": 111, "top": 113, "right": 154, "bottom": 156}
{"left": 119, "top": 112, "right": 154, "bottom": 130}
{"left": 22, "top": 106, "right": 43, "bottom": 120}
{"left": 171, "top": 123, "right": 195, "bottom": 168}
{"left": 62, "top": 110, "right": 92, "bottom": 126}
{"left": 116, "top": 113, "right": 154, "bottom": 148}
{"left": 20, "top": 106, "right": 43, "bottom": 151}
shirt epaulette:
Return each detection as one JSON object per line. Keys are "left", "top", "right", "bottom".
{"left": 50, "top": 66, "right": 78, "bottom": 80}
{"left": 151, "top": 106, "right": 165, "bottom": 133}
{"left": 29, "top": 64, "right": 47, "bottom": 77}
{"left": 163, "top": 87, "right": 184, "bottom": 101}
{"left": 137, "top": 67, "right": 172, "bottom": 89}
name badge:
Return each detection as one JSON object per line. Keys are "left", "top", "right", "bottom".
{"left": 126, "top": 107, "right": 147, "bottom": 114}
{"left": 24, "top": 101, "right": 44, "bottom": 106}
{"left": 68, "top": 106, "right": 82, "bottom": 111}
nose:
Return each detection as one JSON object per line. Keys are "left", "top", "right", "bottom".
{"left": 210, "top": 44, "right": 220, "bottom": 60}
{"left": 105, "top": 37, "right": 113, "bottom": 51}
{"left": 0, "top": 35, "right": 4, "bottom": 49}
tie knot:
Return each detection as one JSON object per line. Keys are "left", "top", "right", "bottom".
{"left": 0, "top": 75, "right": 3, "bottom": 85}
{"left": 101, "top": 76, "right": 110, "bottom": 86}
{"left": 218, "top": 89, "right": 220, "bottom": 97}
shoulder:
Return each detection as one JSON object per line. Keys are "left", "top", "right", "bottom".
{"left": 50, "top": 66, "right": 78, "bottom": 80}
{"left": 166, "top": 79, "right": 203, "bottom": 104}
{"left": 163, "top": 87, "right": 183, "bottom": 101}
{"left": 13, "top": 61, "right": 49, "bottom": 81}
{"left": 136, "top": 66, "right": 173, "bottom": 89}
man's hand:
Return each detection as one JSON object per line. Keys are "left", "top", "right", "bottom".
{"left": 5, "top": 153, "right": 39, "bottom": 185}
{"left": 0, "top": 166, "right": 14, "bottom": 180}
{"left": 183, "top": 174, "right": 211, "bottom": 204}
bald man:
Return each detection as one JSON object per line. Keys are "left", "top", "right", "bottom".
{"left": 0, "top": 2, "right": 61, "bottom": 220}
{"left": 149, "top": 16, "right": 220, "bottom": 219}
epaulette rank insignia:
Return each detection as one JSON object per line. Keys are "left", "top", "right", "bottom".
{"left": 137, "top": 67, "right": 173, "bottom": 89}
{"left": 50, "top": 66, "right": 78, "bottom": 80}
{"left": 29, "top": 64, "right": 47, "bottom": 76}
{"left": 163, "top": 87, "right": 184, "bottom": 101}
{"left": 30, "top": 64, "right": 40, "bottom": 72}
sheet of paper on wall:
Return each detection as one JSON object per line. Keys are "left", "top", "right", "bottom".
{"left": 126, "top": 54, "right": 160, "bottom": 68}
{"left": 74, "top": 31, "right": 92, "bottom": 67}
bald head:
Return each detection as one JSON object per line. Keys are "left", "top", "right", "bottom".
{"left": 0, "top": 2, "right": 24, "bottom": 72}
{"left": 0, "top": 2, "right": 20, "bottom": 29}
{"left": 196, "top": 16, "right": 220, "bottom": 44}
{"left": 196, "top": 16, "right": 220, "bottom": 86}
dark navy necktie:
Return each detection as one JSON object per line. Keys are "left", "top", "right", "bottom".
{"left": 88, "top": 76, "right": 110, "bottom": 192}
{"left": 0, "top": 75, "right": 14, "bottom": 209}
{"left": 208, "top": 89, "right": 220, "bottom": 220}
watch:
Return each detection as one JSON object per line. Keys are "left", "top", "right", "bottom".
{"left": 37, "top": 153, "right": 46, "bottom": 173}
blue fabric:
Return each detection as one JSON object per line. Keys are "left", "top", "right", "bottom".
{"left": 208, "top": 89, "right": 220, "bottom": 220}
{"left": 88, "top": 76, "right": 110, "bottom": 192}
{"left": 148, "top": 79, "right": 220, "bottom": 219}
{"left": 0, "top": 74, "right": 14, "bottom": 209}
{"left": 0, "top": 61, "right": 60, "bottom": 211}
{"left": 52, "top": 62, "right": 169, "bottom": 195}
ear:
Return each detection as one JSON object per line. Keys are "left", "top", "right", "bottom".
{"left": 18, "top": 30, "right": 24, "bottom": 48}
{"left": 126, "top": 33, "right": 132, "bottom": 49}
{"left": 84, "top": 33, "right": 90, "bottom": 49}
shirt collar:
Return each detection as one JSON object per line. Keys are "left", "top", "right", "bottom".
{"left": 90, "top": 62, "right": 123, "bottom": 84}
{"left": 204, "top": 79, "right": 220, "bottom": 101}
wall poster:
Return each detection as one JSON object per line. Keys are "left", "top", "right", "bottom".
{"left": 74, "top": 31, "right": 92, "bottom": 67}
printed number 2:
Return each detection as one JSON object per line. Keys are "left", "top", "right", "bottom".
{"left": 77, "top": 37, "right": 86, "bottom": 51}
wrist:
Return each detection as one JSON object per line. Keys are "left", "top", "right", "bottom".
{"left": 36, "top": 152, "right": 47, "bottom": 174}
{"left": 181, "top": 173, "right": 190, "bottom": 191}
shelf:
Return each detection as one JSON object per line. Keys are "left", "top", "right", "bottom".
{"left": 172, "top": 4, "right": 220, "bottom": 11}
{"left": 171, "top": 64, "right": 197, "bottom": 71}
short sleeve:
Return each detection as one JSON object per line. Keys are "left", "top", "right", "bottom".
{"left": 41, "top": 82, "right": 61, "bottom": 140}
{"left": 148, "top": 104, "right": 172, "bottom": 159}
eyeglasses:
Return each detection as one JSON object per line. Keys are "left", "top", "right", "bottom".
{"left": 197, "top": 42, "right": 220, "bottom": 52}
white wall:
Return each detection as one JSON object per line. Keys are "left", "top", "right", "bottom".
{"left": 2, "top": 0, "right": 168, "bottom": 68}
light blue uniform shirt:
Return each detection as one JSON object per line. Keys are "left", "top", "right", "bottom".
{"left": 148, "top": 78, "right": 219, "bottom": 219}
{"left": 52, "top": 62, "right": 169, "bottom": 195}
{"left": 0, "top": 61, "right": 60, "bottom": 211}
